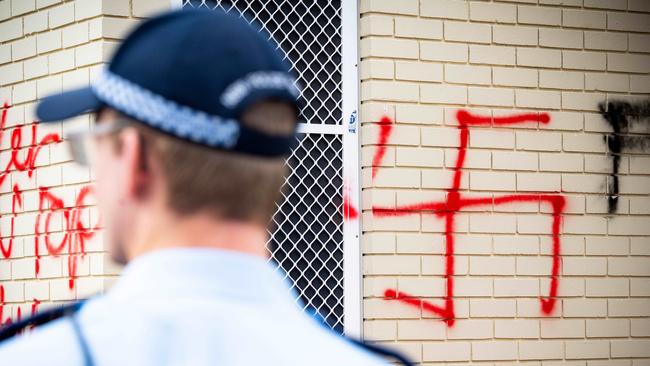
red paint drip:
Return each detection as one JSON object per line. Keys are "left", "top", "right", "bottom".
{"left": 371, "top": 116, "right": 393, "bottom": 179}
{"left": 374, "top": 110, "right": 565, "bottom": 325}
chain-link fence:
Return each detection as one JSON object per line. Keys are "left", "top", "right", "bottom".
{"left": 182, "top": 0, "right": 347, "bottom": 333}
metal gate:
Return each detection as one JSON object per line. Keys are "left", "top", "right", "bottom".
{"left": 176, "top": 0, "right": 360, "bottom": 336}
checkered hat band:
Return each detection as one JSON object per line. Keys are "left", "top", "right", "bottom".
{"left": 91, "top": 70, "right": 241, "bottom": 149}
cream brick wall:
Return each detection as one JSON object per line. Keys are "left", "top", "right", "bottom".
{"left": 0, "top": 0, "right": 170, "bottom": 321}
{"left": 2, "top": 1, "right": 650, "bottom": 363}
{"left": 361, "top": 0, "right": 650, "bottom": 365}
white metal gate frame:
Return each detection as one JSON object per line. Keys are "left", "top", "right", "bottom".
{"left": 341, "top": 0, "right": 361, "bottom": 338}
{"left": 170, "top": 0, "right": 362, "bottom": 337}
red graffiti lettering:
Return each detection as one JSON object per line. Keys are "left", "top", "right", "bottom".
{"left": 0, "top": 185, "right": 21, "bottom": 259}
{"left": 35, "top": 186, "right": 98, "bottom": 289}
{"left": 31, "top": 299, "right": 40, "bottom": 315}
{"left": 0, "top": 102, "right": 62, "bottom": 259}
{"left": 0, "top": 284, "right": 43, "bottom": 327}
{"left": 372, "top": 110, "right": 566, "bottom": 326}
{"left": 0, "top": 102, "right": 98, "bottom": 300}
{"left": 0, "top": 285, "right": 10, "bottom": 326}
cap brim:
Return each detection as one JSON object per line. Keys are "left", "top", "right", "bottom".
{"left": 36, "top": 86, "right": 102, "bottom": 122}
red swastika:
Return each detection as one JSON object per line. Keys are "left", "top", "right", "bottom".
{"left": 372, "top": 110, "right": 566, "bottom": 326}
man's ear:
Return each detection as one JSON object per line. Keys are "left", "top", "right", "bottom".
{"left": 119, "top": 128, "right": 150, "bottom": 200}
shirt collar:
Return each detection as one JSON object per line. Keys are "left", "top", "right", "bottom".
{"left": 106, "top": 248, "right": 302, "bottom": 307}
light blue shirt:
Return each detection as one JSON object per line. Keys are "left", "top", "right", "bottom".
{"left": 0, "top": 248, "right": 387, "bottom": 365}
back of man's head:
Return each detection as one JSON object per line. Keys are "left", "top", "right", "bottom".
{"left": 35, "top": 9, "right": 302, "bottom": 261}
{"left": 114, "top": 100, "right": 296, "bottom": 225}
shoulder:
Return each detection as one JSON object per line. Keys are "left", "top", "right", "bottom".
{"left": 319, "top": 338, "right": 391, "bottom": 366}
{"left": 319, "top": 333, "right": 391, "bottom": 365}
{"left": 281, "top": 315, "right": 389, "bottom": 365}
{"left": 0, "top": 316, "right": 84, "bottom": 366}
{"left": 0, "top": 296, "right": 134, "bottom": 366}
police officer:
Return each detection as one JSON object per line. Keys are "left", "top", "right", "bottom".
{"left": 0, "top": 9, "right": 412, "bottom": 366}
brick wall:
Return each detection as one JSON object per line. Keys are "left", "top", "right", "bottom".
{"left": 2, "top": 0, "right": 650, "bottom": 363}
{"left": 0, "top": 0, "right": 170, "bottom": 322}
{"left": 360, "top": 0, "right": 650, "bottom": 365}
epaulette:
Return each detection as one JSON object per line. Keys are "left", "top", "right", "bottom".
{"left": 0, "top": 300, "right": 84, "bottom": 342}
{"left": 306, "top": 307, "right": 415, "bottom": 366}
{"left": 0, "top": 300, "right": 93, "bottom": 366}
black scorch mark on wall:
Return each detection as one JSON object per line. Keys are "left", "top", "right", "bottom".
{"left": 598, "top": 100, "right": 650, "bottom": 213}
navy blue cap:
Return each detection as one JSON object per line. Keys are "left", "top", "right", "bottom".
{"left": 36, "top": 9, "right": 301, "bottom": 157}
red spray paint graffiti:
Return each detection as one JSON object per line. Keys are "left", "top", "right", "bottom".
{"left": 0, "top": 284, "right": 39, "bottom": 326}
{"left": 342, "top": 115, "right": 394, "bottom": 221}
{"left": 0, "top": 102, "right": 98, "bottom": 323}
{"left": 0, "top": 102, "right": 61, "bottom": 188}
{"left": 371, "top": 110, "right": 566, "bottom": 326}
{"left": 0, "top": 184, "right": 22, "bottom": 259}
{"left": 0, "top": 102, "right": 63, "bottom": 260}
{"left": 0, "top": 285, "right": 10, "bottom": 327}
{"left": 343, "top": 183, "right": 359, "bottom": 221}
{"left": 372, "top": 116, "right": 393, "bottom": 179}
{"left": 35, "top": 186, "right": 98, "bottom": 289}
